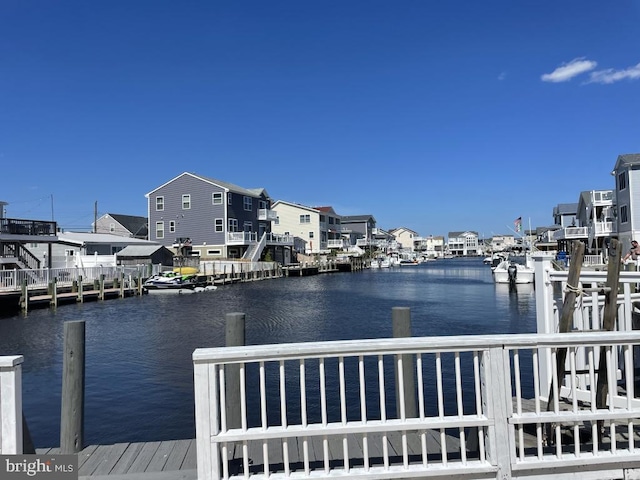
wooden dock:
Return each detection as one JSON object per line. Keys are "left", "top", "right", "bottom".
{"left": 38, "top": 440, "right": 197, "bottom": 479}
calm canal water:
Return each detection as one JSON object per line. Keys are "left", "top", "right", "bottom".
{"left": 0, "top": 257, "right": 537, "bottom": 448}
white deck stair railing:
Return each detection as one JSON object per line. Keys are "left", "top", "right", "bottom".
{"left": 0, "top": 355, "right": 23, "bottom": 454}
{"left": 194, "top": 331, "right": 640, "bottom": 480}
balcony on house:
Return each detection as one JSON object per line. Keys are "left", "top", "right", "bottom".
{"left": 257, "top": 209, "right": 278, "bottom": 221}
{"left": 589, "top": 190, "right": 614, "bottom": 205}
{"left": 552, "top": 226, "right": 589, "bottom": 240}
{"left": 0, "top": 218, "right": 57, "bottom": 237}
{"left": 264, "top": 233, "right": 294, "bottom": 246}
{"left": 327, "top": 239, "right": 347, "bottom": 249}
{"left": 227, "top": 232, "right": 258, "bottom": 245}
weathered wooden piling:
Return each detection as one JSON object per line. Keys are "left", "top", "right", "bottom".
{"left": 225, "top": 312, "right": 245, "bottom": 429}
{"left": 60, "top": 320, "right": 85, "bottom": 453}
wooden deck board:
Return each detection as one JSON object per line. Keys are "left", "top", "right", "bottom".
{"left": 110, "top": 443, "right": 145, "bottom": 475}
{"left": 90, "top": 443, "right": 129, "bottom": 476}
{"left": 162, "top": 439, "right": 192, "bottom": 471}
{"left": 126, "top": 441, "right": 161, "bottom": 473}
{"left": 145, "top": 441, "right": 175, "bottom": 472}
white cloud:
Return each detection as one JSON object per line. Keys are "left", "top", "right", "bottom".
{"left": 541, "top": 57, "right": 597, "bottom": 83}
{"left": 586, "top": 63, "right": 640, "bottom": 84}
{"left": 498, "top": 72, "right": 507, "bottom": 81}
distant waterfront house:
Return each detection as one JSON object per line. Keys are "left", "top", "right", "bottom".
{"left": 94, "top": 213, "right": 148, "bottom": 239}
{"left": 414, "top": 235, "right": 445, "bottom": 259}
{"left": 340, "top": 214, "right": 376, "bottom": 249}
{"left": 0, "top": 201, "right": 58, "bottom": 270}
{"left": 145, "top": 172, "right": 291, "bottom": 261}
{"left": 551, "top": 190, "right": 616, "bottom": 256}
{"left": 553, "top": 203, "right": 578, "bottom": 229}
{"left": 612, "top": 153, "right": 640, "bottom": 251}
{"left": 447, "top": 231, "right": 479, "bottom": 256}
{"left": 389, "top": 227, "right": 419, "bottom": 256}
{"left": 490, "top": 234, "right": 516, "bottom": 252}
{"left": 271, "top": 201, "right": 338, "bottom": 254}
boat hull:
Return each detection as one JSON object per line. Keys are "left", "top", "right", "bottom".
{"left": 493, "top": 261, "right": 534, "bottom": 284}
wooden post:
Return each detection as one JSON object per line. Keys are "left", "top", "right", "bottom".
{"left": 225, "top": 312, "right": 245, "bottom": 429}
{"left": 60, "top": 320, "right": 85, "bottom": 453}
{"left": 99, "top": 274, "right": 105, "bottom": 300}
{"left": 119, "top": 272, "right": 125, "bottom": 298}
{"left": 20, "top": 279, "right": 28, "bottom": 313}
{"left": 50, "top": 278, "right": 57, "bottom": 308}
{"left": 595, "top": 239, "right": 622, "bottom": 434}
{"left": 392, "top": 307, "right": 417, "bottom": 419}
{"left": 545, "top": 241, "right": 584, "bottom": 442}
{"left": 78, "top": 276, "right": 84, "bottom": 303}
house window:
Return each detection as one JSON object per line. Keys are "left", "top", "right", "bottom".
{"left": 244, "top": 221, "right": 253, "bottom": 232}
{"left": 619, "top": 172, "right": 627, "bottom": 191}
{"left": 621, "top": 205, "right": 629, "bottom": 223}
{"left": 300, "top": 214, "right": 310, "bottom": 224}
{"left": 109, "top": 223, "right": 115, "bottom": 232}
{"left": 212, "top": 192, "right": 223, "bottom": 205}
{"left": 275, "top": 216, "right": 280, "bottom": 225}
{"left": 156, "top": 221, "right": 164, "bottom": 239}
{"left": 243, "top": 196, "right": 252, "bottom": 211}
{"left": 259, "top": 200, "right": 267, "bottom": 210}
{"left": 214, "top": 218, "right": 223, "bottom": 232}
{"left": 65, "top": 249, "right": 75, "bottom": 256}
{"left": 156, "top": 196, "right": 164, "bottom": 211}
{"left": 309, "top": 232, "right": 314, "bottom": 238}
{"left": 170, "top": 221, "right": 175, "bottom": 233}
{"left": 228, "top": 218, "right": 238, "bottom": 232}
{"left": 228, "top": 193, "right": 232, "bottom": 205}
{"left": 182, "top": 194, "right": 191, "bottom": 210}
{"left": 207, "top": 249, "right": 222, "bottom": 256}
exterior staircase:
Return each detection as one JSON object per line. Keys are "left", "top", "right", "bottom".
{"left": 242, "top": 232, "right": 267, "bottom": 262}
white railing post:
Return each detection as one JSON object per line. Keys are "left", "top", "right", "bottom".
{"left": 481, "top": 346, "right": 513, "bottom": 479}
{"left": 0, "top": 355, "right": 24, "bottom": 454}
{"left": 533, "top": 253, "right": 555, "bottom": 400}
{"left": 194, "top": 360, "right": 219, "bottom": 480}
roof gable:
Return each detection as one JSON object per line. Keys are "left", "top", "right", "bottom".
{"left": 146, "top": 172, "right": 270, "bottom": 199}
{"left": 104, "top": 213, "right": 148, "bottom": 236}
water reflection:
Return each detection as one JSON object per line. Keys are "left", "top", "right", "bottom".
{"left": 0, "top": 258, "right": 537, "bottom": 447}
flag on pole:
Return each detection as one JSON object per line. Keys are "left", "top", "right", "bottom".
{"left": 514, "top": 217, "right": 522, "bottom": 233}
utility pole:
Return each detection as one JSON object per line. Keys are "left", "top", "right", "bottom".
{"left": 94, "top": 202, "right": 97, "bottom": 233}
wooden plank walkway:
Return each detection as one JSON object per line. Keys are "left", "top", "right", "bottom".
{"left": 37, "top": 439, "right": 197, "bottom": 479}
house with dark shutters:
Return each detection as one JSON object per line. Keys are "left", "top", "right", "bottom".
{"left": 145, "top": 172, "right": 293, "bottom": 261}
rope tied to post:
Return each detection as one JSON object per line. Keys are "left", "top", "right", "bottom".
{"left": 564, "top": 282, "right": 584, "bottom": 310}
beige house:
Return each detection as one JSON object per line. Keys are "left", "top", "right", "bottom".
{"left": 389, "top": 227, "right": 419, "bottom": 257}
{"left": 415, "top": 235, "right": 445, "bottom": 259}
{"left": 271, "top": 201, "right": 326, "bottom": 254}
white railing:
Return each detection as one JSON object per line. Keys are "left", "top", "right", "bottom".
{"left": 227, "top": 232, "right": 258, "bottom": 244}
{"left": 0, "top": 355, "right": 23, "bottom": 454}
{"left": 194, "top": 331, "right": 640, "bottom": 480}
{"left": 326, "top": 239, "right": 345, "bottom": 248}
{"left": 594, "top": 221, "right": 617, "bottom": 235}
{"left": 258, "top": 209, "right": 278, "bottom": 221}
{"left": 264, "top": 233, "right": 294, "bottom": 245}
{"left": 553, "top": 227, "right": 589, "bottom": 240}
{"left": 0, "top": 265, "right": 147, "bottom": 292}
{"left": 583, "top": 254, "right": 604, "bottom": 265}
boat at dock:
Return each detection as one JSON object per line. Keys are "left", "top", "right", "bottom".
{"left": 492, "top": 255, "right": 535, "bottom": 284}
{"left": 142, "top": 272, "right": 213, "bottom": 293}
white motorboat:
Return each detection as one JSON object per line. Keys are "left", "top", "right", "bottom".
{"left": 493, "top": 257, "right": 534, "bottom": 284}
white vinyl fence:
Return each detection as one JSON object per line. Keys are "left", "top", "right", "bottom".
{"left": 194, "top": 331, "right": 640, "bottom": 480}
{"left": 0, "top": 355, "right": 23, "bottom": 454}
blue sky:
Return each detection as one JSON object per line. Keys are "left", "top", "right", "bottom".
{"left": 1, "top": 1, "right": 639, "bottom": 238}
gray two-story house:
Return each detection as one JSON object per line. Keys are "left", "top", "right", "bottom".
{"left": 613, "top": 153, "right": 640, "bottom": 250}
{"left": 146, "top": 172, "right": 283, "bottom": 260}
